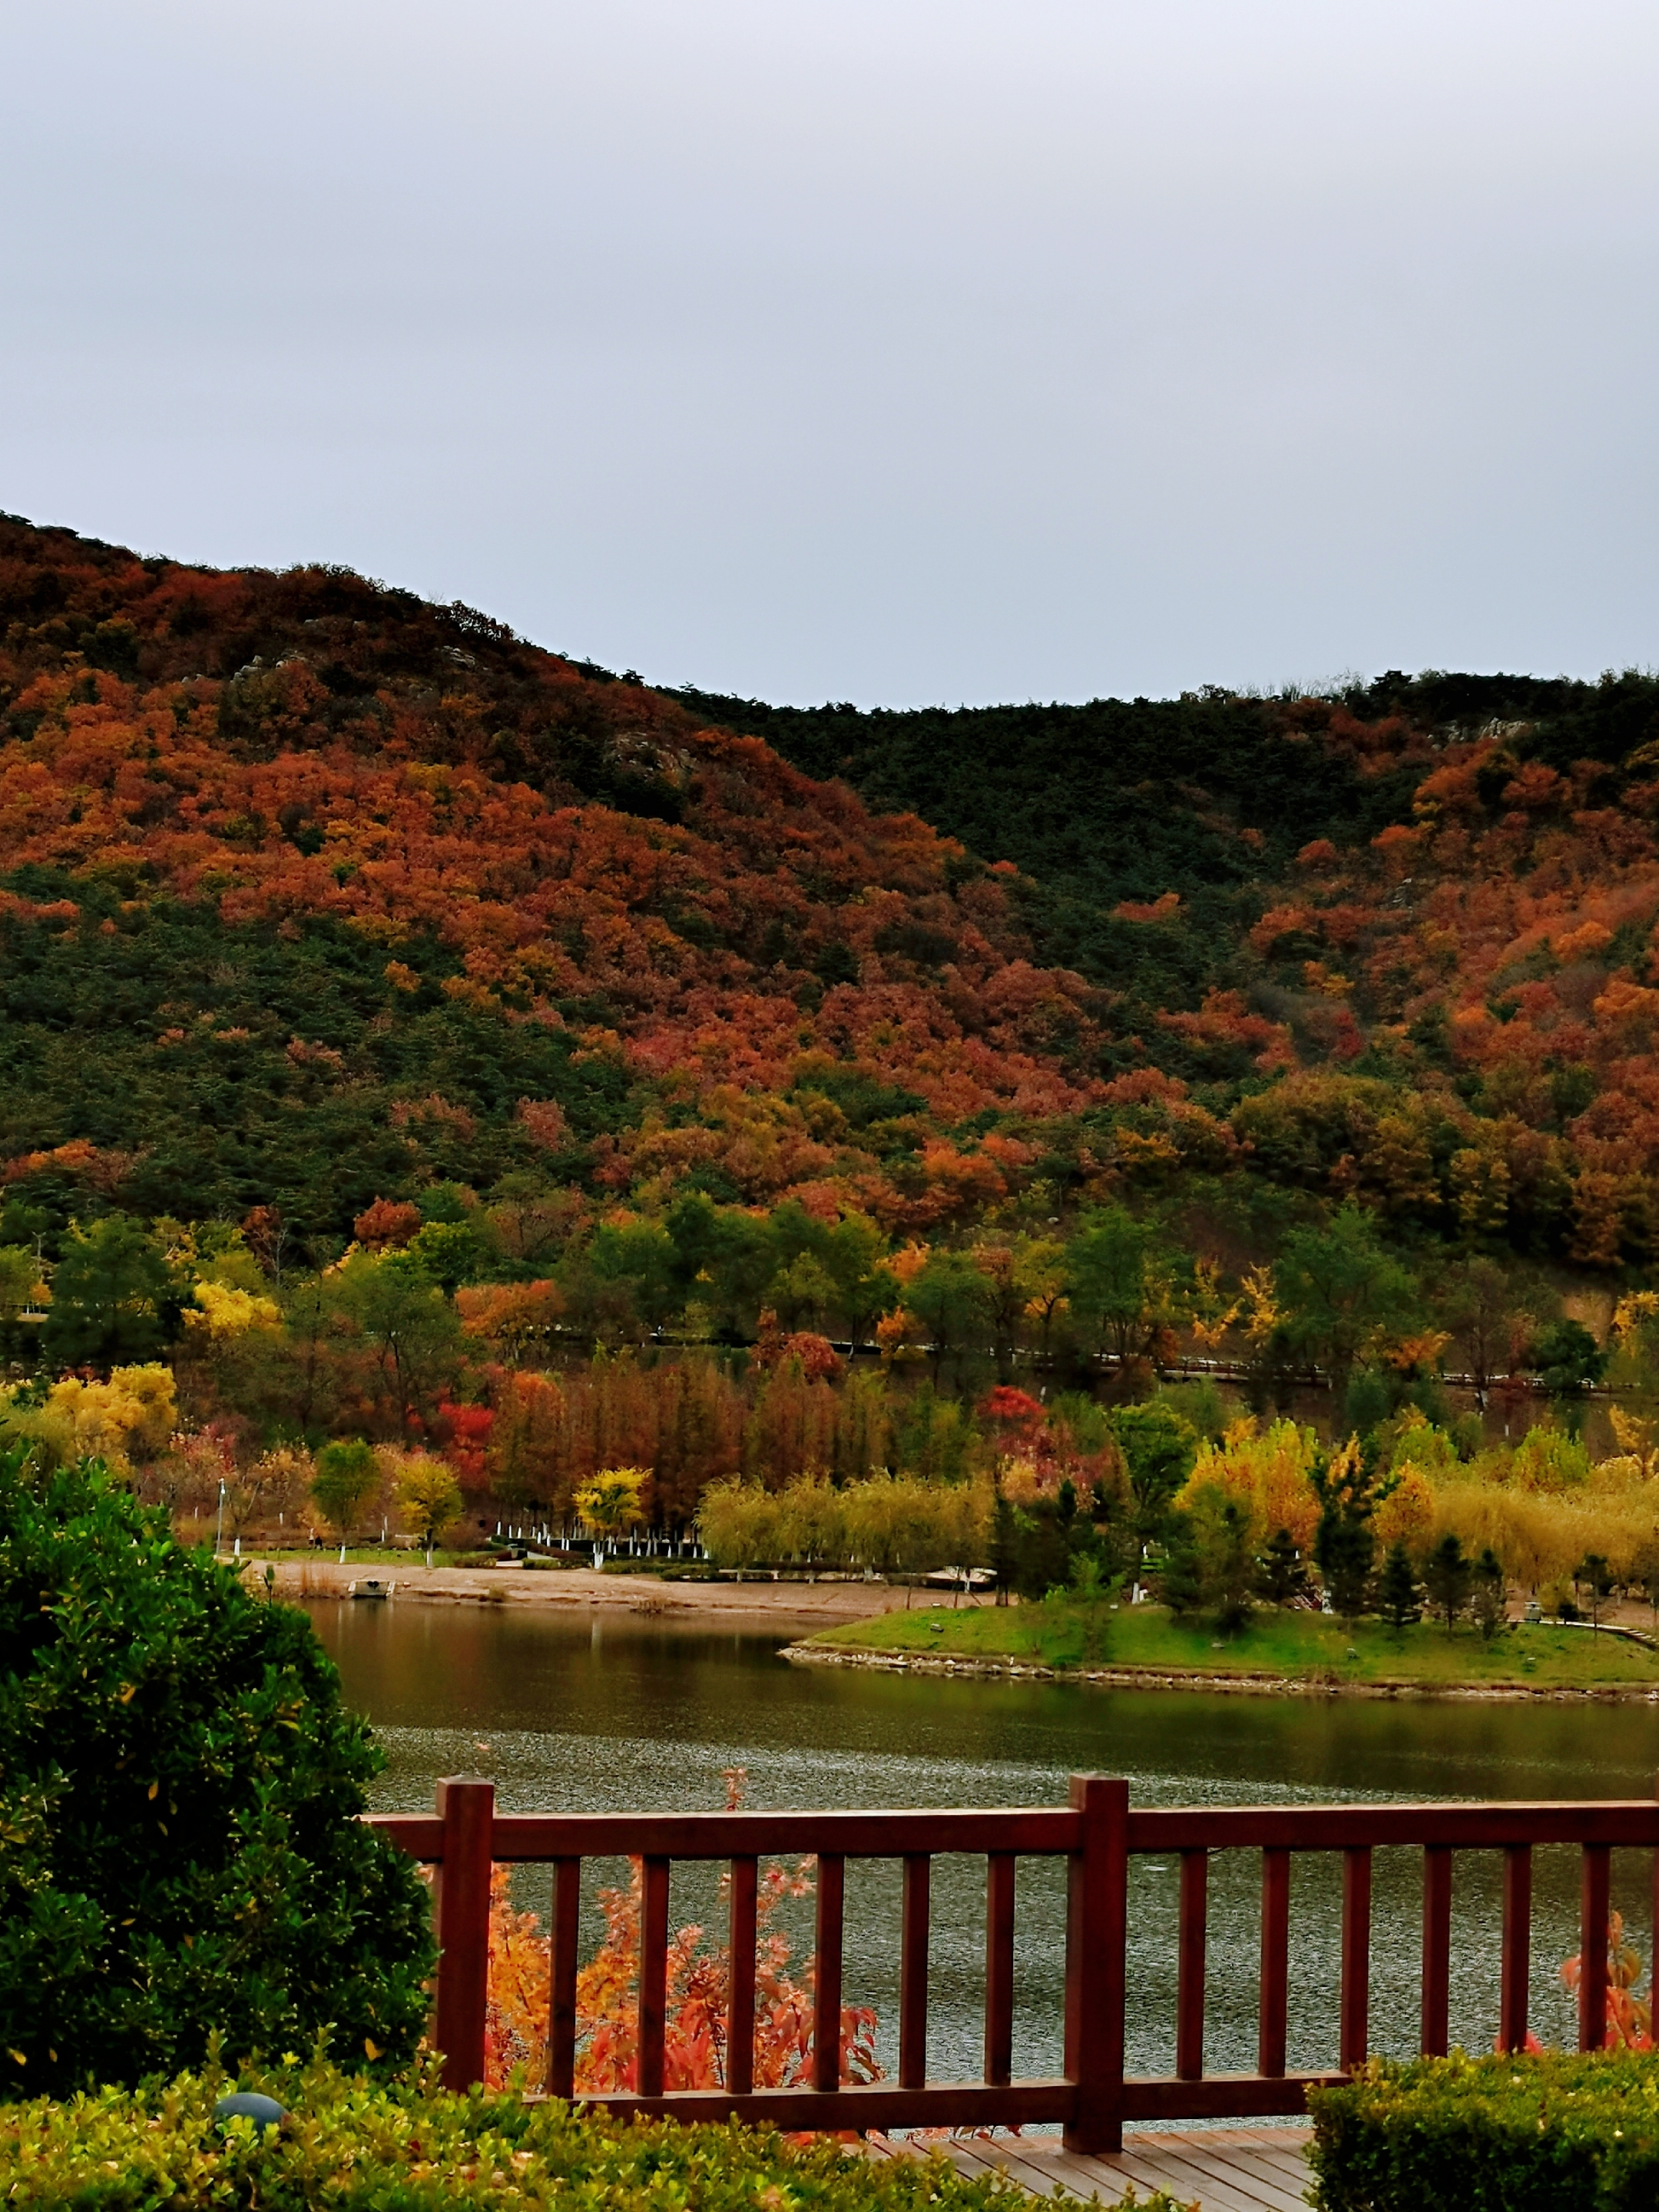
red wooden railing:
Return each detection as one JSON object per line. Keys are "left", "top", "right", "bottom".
{"left": 369, "top": 1777, "right": 1659, "bottom": 2151}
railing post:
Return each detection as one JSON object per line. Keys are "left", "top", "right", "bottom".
{"left": 433, "top": 1775, "right": 495, "bottom": 2091}
{"left": 1064, "top": 1774, "right": 1128, "bottom": 2155}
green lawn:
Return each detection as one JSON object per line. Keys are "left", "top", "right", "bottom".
{"left": 808, "top": 1600, "right": 1659, "bottom": 1690}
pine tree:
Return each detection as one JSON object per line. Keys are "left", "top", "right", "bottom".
{"left": 1378, "top": 1541, "right": 1421, "bottom": 1632}
{"left": 1310, "top": 1439, "right": 1398, "bottom": 1621}
{"left": 1160, "top": 1513, "right": 1204, "bottom": 1618}
{"left": 1205, "top": 1498, "right": 1257, "bottom": 1637}
{"left": 1423, "top": 1533, "right": 1472, "bottom": 1630}
{"left": 1255, "top": 1525, "right": 1306, "bottom": 1606}
{"left": 1470, "top": 1546, "right": 1507, "bottom": 1641}
{"left": 992, "top": 1488, "right": 1019, "bottom": 1606}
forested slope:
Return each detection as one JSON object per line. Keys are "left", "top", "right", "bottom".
{"left": 5, "top": 512, "right": 1659, "bottom": 1285}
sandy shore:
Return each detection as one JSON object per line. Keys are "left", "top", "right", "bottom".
{"left": 249, "top": 1555, "right": 916, "bottom": 1628}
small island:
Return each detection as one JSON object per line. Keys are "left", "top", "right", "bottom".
{"left": 792, "top": 1598, "right": 1659, "bottom": 1699}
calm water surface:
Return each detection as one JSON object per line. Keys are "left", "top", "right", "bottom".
{"left": 309, "top": 1601, "right": 1659, "bottom": 2092}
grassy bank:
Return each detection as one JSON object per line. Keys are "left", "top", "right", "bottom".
{"left": 804, "top": 1599, "right": 1659, "bottom": 1694}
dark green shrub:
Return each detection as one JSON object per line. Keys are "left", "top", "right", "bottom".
{"left": 1309, "top": 2050, "right": 1659, "bottom": 2212}
{"left": 0, "top": 1447, "right": 433, "bottom": 2098}
{"left": 0, "top": 2056, "right": 1157, "bottom": 2211}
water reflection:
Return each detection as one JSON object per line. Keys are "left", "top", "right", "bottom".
{"left": 310, "top": 1601, "right": 1659, "bottom": 2091}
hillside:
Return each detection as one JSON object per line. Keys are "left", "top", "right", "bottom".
{"left": 4, "top": 511, "right": 1659, "bottom": 1288}
{"left": 0, "top": 516, "right": 1104, "bottom": 1241}
{"left": 678, "top": 674, "right": 1659, "bottom": 1268}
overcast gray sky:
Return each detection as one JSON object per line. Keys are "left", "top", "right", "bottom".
{"left": 2, "top": 1, "right": 1654, "bottom": 704}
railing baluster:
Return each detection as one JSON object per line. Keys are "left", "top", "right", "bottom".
{"left": 546, "top": 1856, "right": 581, "bottom": 2099}
{"left": 432, "top": 1775, "right": 495, "bottom": 2092}
{"left": 638, "top": 1856, "right": 671, "bottom": 2094}
{"left": 727, "top": 1856, "right": 757, "bottom": 2096}
{"left": 1257, "top": 1846, "right": 1290, "bottom": 2078}
{"left": 900, "top": 1853, "right": 931, "bottom": 2088}
{"left": 1499, "top": 1845, "right": 1532, "bottom": 2054}
{"left": 1340, "top": 1846, "right": 1372, "bottom": 2071}
{"left": 985, "top": 1852, "right": 1016, "bottom": 2086}
{"left": 1420, "top": 1846, "right": 1452, "bottom": 2057}
{"left": 813, "top": 1851, "right": 845, "bottom": 2092}
{"left": 1579, "top": 1843, "right": 1611, "bottom": 2051}
{"left": 1176, "top": 1849, "right": 1207, "bottom": 2080}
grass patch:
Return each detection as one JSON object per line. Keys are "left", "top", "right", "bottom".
{"left": 810, "top": 1601, "right": 1659, "bottom": 1690}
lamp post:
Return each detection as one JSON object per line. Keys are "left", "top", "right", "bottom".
{"left": 214, "top": 1477, "right": 226, "bottom": 1558}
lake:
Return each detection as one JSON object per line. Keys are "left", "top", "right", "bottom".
{"left": 309, "top": 1599, "right": 1659, "bottom": 2094}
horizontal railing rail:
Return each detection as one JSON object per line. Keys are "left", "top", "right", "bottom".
{"left": 369, "top": 1776, "right": 1659, "bottom": 2150}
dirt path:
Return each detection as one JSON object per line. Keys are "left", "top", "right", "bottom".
{"left": 250, "top": 1555, "right": 916, "bottom": 1628}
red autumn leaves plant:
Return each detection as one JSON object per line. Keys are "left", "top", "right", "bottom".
{"left": 1555, "top": 1910, "right": 1654, "bottom": 2052}
{"left": 482, "top": 1770, "right": 882, "bottom": 2094}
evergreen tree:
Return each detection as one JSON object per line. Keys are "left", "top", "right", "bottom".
{"left": 1378, "top": 1541, "right": 1421, "bottom": 1631}
{"left": 1160, "top": 1512, "right": 1204, "bottom": 1618}
{"left": 1470, "top": 1546, "right": 1507, "bottom": 1641}
{"left": 1423, "top": 1532, "right": 1472, "bottom": 1629}
{"left": 1310, "top": 1439, "right": 1397, "bottom": 1620}
{"left": 1204, "top": 1496, "right": 1257, "bottom": 1637}
{"left": 991, "top": 1486, "right": 1019, "bottom": 1606}
{"left": 1255, "top": 1525, "right": 1307, "bottom": 1606}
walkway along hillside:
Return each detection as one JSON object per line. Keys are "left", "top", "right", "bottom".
{"left": 368, "top": 1775, "right": 1659, "bottom": 2149}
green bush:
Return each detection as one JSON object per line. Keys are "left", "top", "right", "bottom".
{"left": 0, "top": 1448, "right": 433, "bottom": 2098}
{"left": 1309, "top": 2050, "right": 1659, "bottom": 2212}
{"left": 0, "top": 2057, "right": 1166, "bottom": 2211}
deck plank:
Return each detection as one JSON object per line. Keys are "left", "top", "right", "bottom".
{"left": 878, "top": 2126, "right": 1316, "bottom": 2212}
{"left": 1111, "top": 2141, "right": 1301, "bottom": 2212}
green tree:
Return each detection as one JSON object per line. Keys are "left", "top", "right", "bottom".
{"left": 991, "top": 1485, "right": 1019, "bottom": 1605}
{"left": 1310, "top": 1439, "right": 1398, "bottom": 1620}
{"left": 1378, "top": 1541, "right": 1421, "bottom": 1632}
{"left": 40, "top": 1217, "right": 182, "bottom": 1372}
{"left": 311, "top": 1439, "right": 380, "bottom": 1556}
{"left": 1065, "top": 1206, "right": 1184, "bottom": 1371}
{"left": 1529, "top": 1321, "right": 1609, "bottom": 1439}
{"left": 1255, "top": 1525, "right": 1308, "bottom": 1607}
{"left": 1275, "top": 1204, "right": 1417, "bottom": 1399}
{"left": 405, "top": 1218, "right": 482, "bottom": 1294}
{"left": 1422, "top": 1533, "right": 1472, "bottom": 1631}
{"left": 905, "top": 1250, "right": 994, "bottom": 1376}
{"left": 1470, "top": 1546, "right": 1507, "bottom": 1641}
{"left": 327, "top": 1250, "right": 462, "bottom": 1435}
{"left": 1159, "top": 1512, "right": 1204, "bottom": 1618}
{"left": 1107, "top": 1401, "right": 1199, "bottom": 1545}
{"left": 1184, "top": 1483, "right": 1255, "bottom": 1636}
{"left": 0, "top": 1448, "right": 432, "bottom": 2095}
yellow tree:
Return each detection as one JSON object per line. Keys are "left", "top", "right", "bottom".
{"left": 575, "top": 1465, "right": 648, "bottom": 1561}
{"left": 396, "top": 1452, "right": 465, "bottom": 1565}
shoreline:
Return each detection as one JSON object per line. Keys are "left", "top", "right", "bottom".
{"left": 782, "top": 1641, "right": 1659, "bottom": 1704}
{"left": 248, "top": 1555, "right": 914, "bottom": 1628}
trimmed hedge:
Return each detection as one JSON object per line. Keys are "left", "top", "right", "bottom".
{"left": 0, "top": 2058, "right": 1197, "bottom": 2210}
{"left": 1309, "top": 2051, "right": 1659, "bottom": 2212}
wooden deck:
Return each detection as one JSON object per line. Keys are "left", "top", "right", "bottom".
{"left": 871, "top": 2125, "right": 1315, "bottom": 2210}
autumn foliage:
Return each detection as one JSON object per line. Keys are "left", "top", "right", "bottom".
{"left": 482, "top": 1774, "right": 880, "bottom": 2094}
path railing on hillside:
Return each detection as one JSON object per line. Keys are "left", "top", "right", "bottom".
{"left": 367, "top": 1780, "right": 1659, "bottom": 2151}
